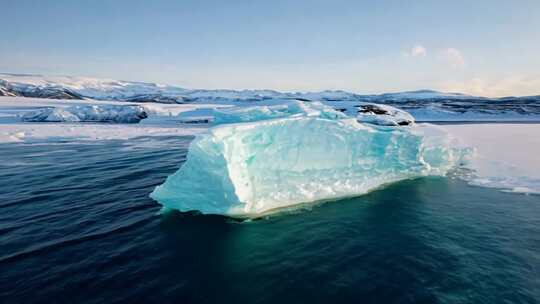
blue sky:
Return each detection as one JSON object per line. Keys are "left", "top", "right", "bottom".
{"left": 1, "top": 0, "right": 539, "bottom": 96}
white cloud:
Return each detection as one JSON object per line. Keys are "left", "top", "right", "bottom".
{"left": 442, "top": 48, "right": 465, "bottom": 67}
{"left": 411, "top": 45, "right": 427, "bottom": 57}
{"left": 440, "top": 76, "right": 540, "bottom": 97}
{"left": 404, "top": 44, "right": 427, "bottom": 58}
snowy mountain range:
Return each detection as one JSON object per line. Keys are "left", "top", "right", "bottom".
{"left": 0, "top": 73, "right": 491, "bottom": 103}
{"left": 1, "top": 73, "right": 539, "bottom": 119}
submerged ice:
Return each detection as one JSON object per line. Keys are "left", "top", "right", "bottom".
{"left": 151, "top": 102, "right": 469, "bottom": 217}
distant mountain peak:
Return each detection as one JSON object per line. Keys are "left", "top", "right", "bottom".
{"left": 404, "top": 89, "right": 440, "bottom": 94}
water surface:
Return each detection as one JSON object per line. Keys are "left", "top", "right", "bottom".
{"left": 1, "top": 137, "right": 539, "bottom": 303}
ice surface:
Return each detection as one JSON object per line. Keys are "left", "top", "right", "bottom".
{"left": 213, "top": 101, "right": 347, "bottom": 124}
{"left": 443, "top": 124, "right": 540, "bottom": 194}
{"left": 21, "top": 105, "right": 148, "bottom": 123}
{"left": 0, "top": 122, "right": 206, "bottom": 143}
{"left": 151, "top": 102, "right": 468, "bottom": 217}
{"left": 409, "top": 107, "right": 540, "bottom": 122}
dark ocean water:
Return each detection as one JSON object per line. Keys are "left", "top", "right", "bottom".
{"left": 1, "top": 137, "right": 539, "bottom": 304}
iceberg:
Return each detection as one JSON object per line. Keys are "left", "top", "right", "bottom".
{"left": 20, "top": 104, "right": 148, "bottom": 123}
{"left": 213, "top": 101, "right": 347, "bottom": 124}
{"left": 151, "top": 102, "right": 468, "bottom": 217}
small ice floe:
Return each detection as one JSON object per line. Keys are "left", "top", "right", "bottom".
{"left": 356, "top": 104, "right": 415, "bottom": 126}
{"left": 20, "top": 104, "right": 148, "bottom": 123}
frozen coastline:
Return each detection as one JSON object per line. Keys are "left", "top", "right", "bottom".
{"left": 1, "top": 95, "right": 539, "bottom": 210}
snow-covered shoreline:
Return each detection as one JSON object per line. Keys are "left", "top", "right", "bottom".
{"left": 0, "top": 96, "right": 222, "bottom": 142}
{"left": 3, "top": 73, "right": 540, "bottom": 122}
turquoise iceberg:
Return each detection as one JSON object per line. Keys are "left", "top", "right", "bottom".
{"left": 151, "top": 102, "right": 468, "bottom": 217}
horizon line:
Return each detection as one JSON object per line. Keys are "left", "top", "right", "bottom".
{"left": 1, "top": 71, "right": 538, "bottom": 99}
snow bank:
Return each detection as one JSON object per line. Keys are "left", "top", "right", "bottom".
{"left": 151, "top": 102, "right": 468, "bottom": 217}
{"left": 21, "top": 105, "right": 148, "bottom": 123}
